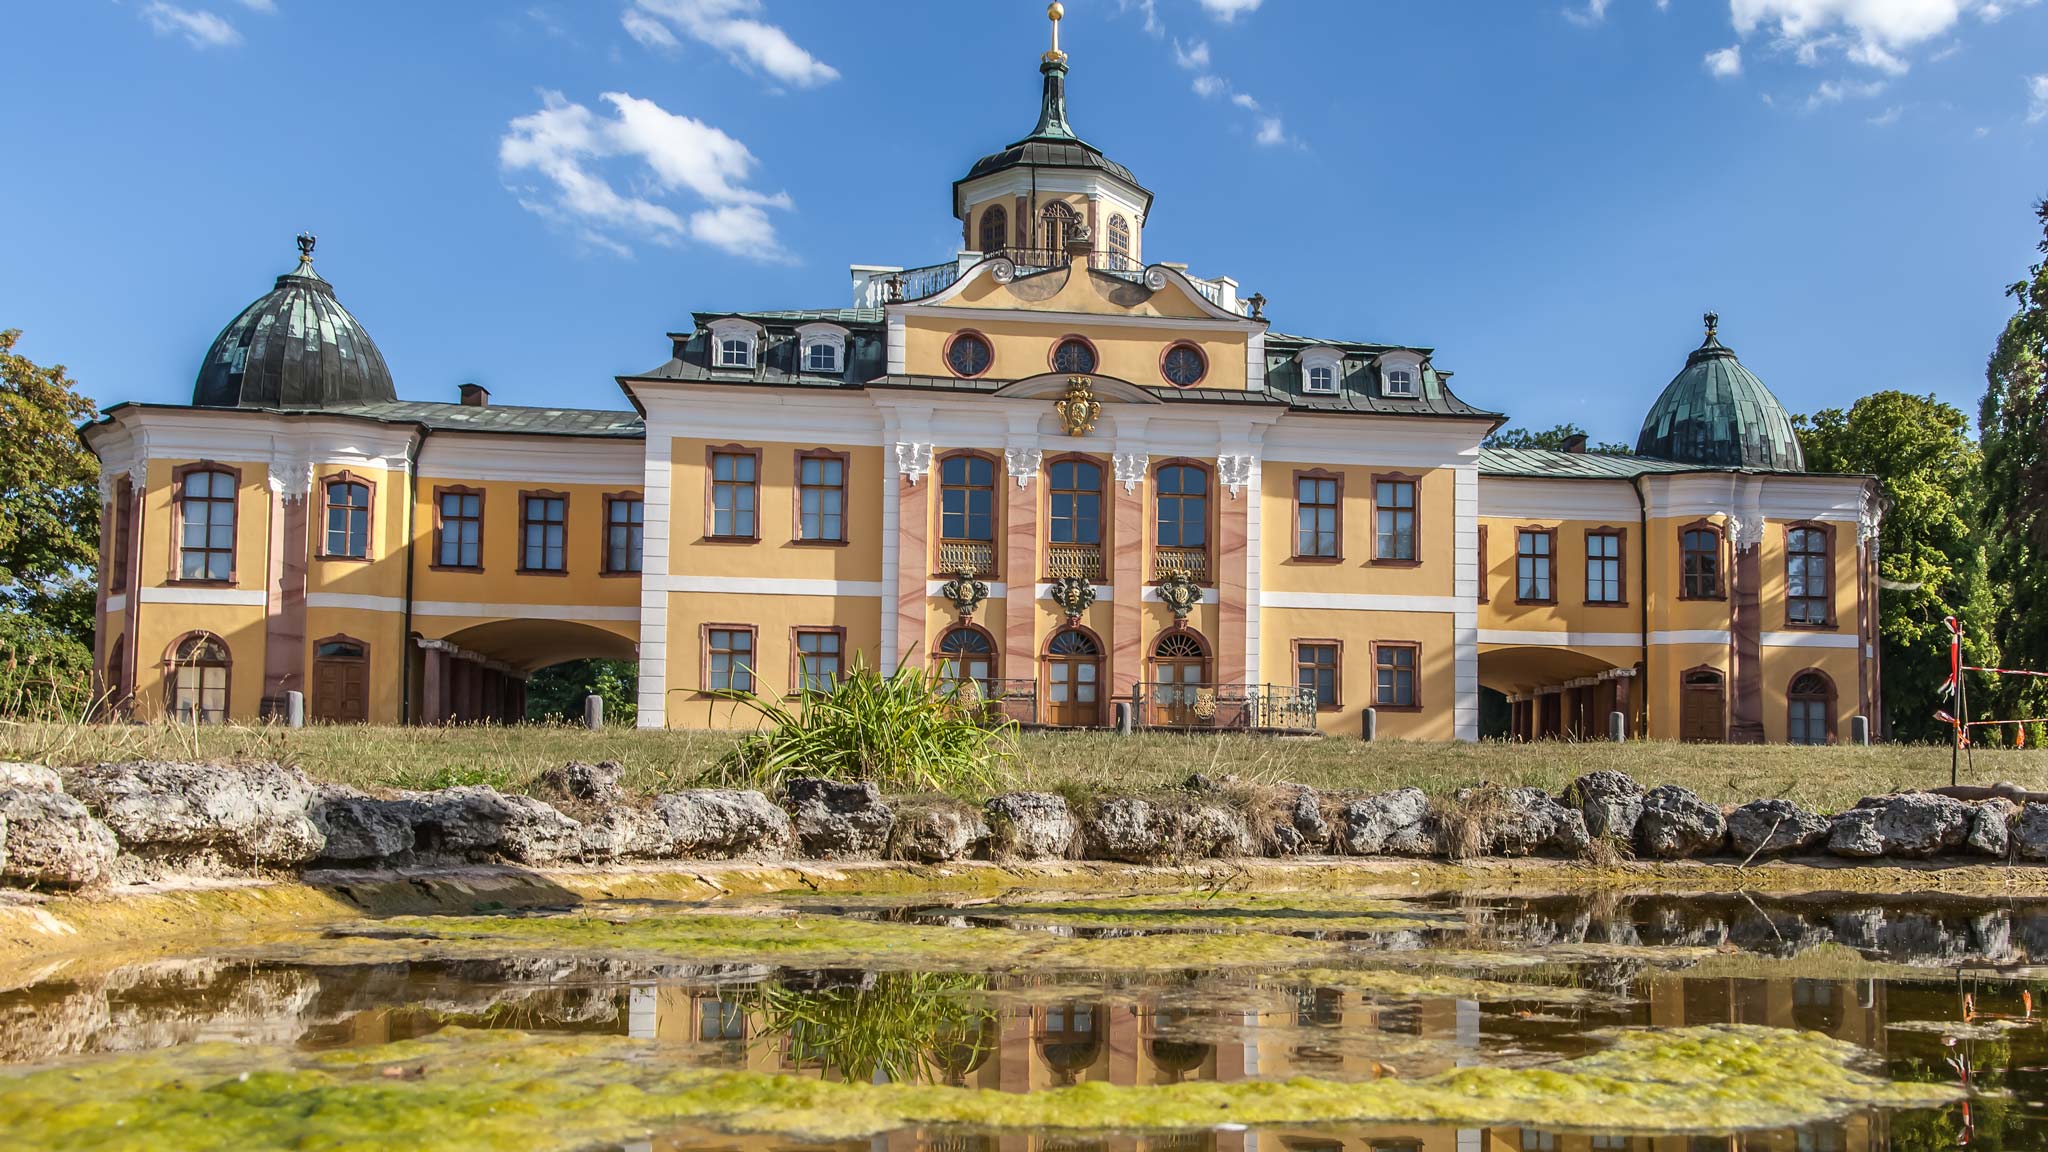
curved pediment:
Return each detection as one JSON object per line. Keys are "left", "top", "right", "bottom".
{"left": 991, "top": 373, "right": 1162, "bottom": 403}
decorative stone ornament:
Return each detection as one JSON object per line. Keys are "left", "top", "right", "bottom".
{"left": 894, "top": 442, "right": 933, "bottom": 483}
{"left": 1217, "top": 454, "right": 1255, "bottom": 496}
{"left": 1113, "top": 452, "right": 1146, "bottom": 491}
{"left": 1005, "top": 446, "right": 1042, "bottom": 487}
{"left": 1192, "top": 689, "right": 1219, "bottom": 721}
{"left": 1156, "top": 569, "right": 1203, "bottom": 624}
{"left": 1048, "top": 576, "right": 1097, "bottom": 623}
{"left": 940, "top": 568, "right": 989, "bottom": 620}
{"left": 1054, "top": 377, "right": 1101, "bottom": 437}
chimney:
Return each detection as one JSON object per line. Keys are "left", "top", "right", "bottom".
{"left": 1561, "top": 433, "right": 1588, "bottom": 454}
{"left": 459, "top": 382, "right": 490, "bottom": 407}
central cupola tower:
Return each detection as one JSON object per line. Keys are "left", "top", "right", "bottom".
{"left": 953, "top": 2, "right": 1154, "bottom": 270}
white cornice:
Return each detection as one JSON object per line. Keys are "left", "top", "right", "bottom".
{"left": 418, "top": 433, "right": 641, "bottom": 486}
{"left": 1478, "top": 477, "right": 1640, "bottom": 521}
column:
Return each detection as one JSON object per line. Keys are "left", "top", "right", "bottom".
{"left": 1216, "top": 454, "right": 1254, "bottom": 685}
{"left": 1003, "top": 448, "right": 1040, "bottom": 690}
{"left": 1110, "top": 453, "right": 1144, "bottom": 703}
{"left": 263, "top": 465, "right": 312, "bottom": 712}
{"left": 893, "top": 443, "right": 933, "bottom": 668}
{"left": 1728, "top": 507, "right": 1765, "bottom": 744}
{"left": 422, "top": 643, "right": 448, "bottom": 724}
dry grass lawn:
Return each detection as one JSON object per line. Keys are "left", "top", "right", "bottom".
{"left": 2, "top": 720, "right": 2040, "bottom": 814}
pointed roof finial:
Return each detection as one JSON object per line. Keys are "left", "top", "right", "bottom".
{"left": 1703, "top": 310, "right": 1720, "bottom": 342}
{"left": 1045, "top": 2, "right": 1066, "bottom": 63}
{"left": 297, "top": 232, "right": 317, "bottom": 261}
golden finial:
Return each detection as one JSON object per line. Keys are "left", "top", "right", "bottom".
{"left": 1044, "top": 1, "right": 1066, "bottom": 62}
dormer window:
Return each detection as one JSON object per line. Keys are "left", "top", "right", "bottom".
{"left": 1384, "top": 369, "right": 1416, "bottom": 397}
{"left": 796, "top": 323, "right": 847, "bottom": 376}
{"left": 1377, "top": 351, "right": 1424, "bottom": 398}
{"left": 806, "top": 342, "right": 838, "bottom": 373}
{"left": 1298, "top": 347, "right": 1344, "bottom": 394}
{"left": 707, "top": 318, "right": 762, "bottom": 370}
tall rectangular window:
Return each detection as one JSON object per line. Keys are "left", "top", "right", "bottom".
{"left": 794, "top": 628, "right": 843, "bottom": 693}
{"left": 436, "top": 489, "right": 482, "bottom": 569}
{"left": 1787, "top": 526, "right": 1831, "bottom": 624}
{"left": 1585, "top": 530, "right": 1622, "bottom": 604}
{"left": 1155, "top": 464, "right": 1209, "bottom": 550}
{"left": 1047, "top": 458, "right": 1102, "bottom": 544}
{"left": 798, "top": 453, "right": 847, "bottom": 543}
{"left": 521, "top": 493, "right": 567, "bottom": 572}
{"left": 323, "top": 478, "right": 371, "bottom": 559}
{"left": 1373, "top": 476, "right": 1416, "bottom": 562}
{"left": 1681, "top": 525, "right": 1722, "bottom": 599}
{"left": 1295, "top": 472, "right": 1340, "bottom": 559}
{"left": 705, "top": 627, "right": 755, "bottom": 692}
{"left": 709, "top": 450, "right": 758, "bottom": 539}
{"left": 939, "top": 454, "right": 995, "bottom": 542}
{"left": 1295, "top": 641, "right": 1339, "bottom": 710}
{"left": 177, "top": 468, "right": 237, "bottom": 582}
{"left": 110, "top": 479, "right": 133, "bottom": 589}
{"left": 605, "top": 496, "right": 644, "bottom": 574}
{"left": 1516, "top": 529, "right": 1553, "bottom": 603}
{"left": 1374, "top": 642, "right": 1419, "bottom": 708}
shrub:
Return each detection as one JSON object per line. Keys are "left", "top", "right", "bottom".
{"left": 705, "top": 656, "right": 1015, "bottom": 794}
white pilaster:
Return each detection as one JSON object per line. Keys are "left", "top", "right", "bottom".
{"left": 635, "top": 433, "right": 674, "bottom": 728}
{"left": 1452, "top": 462, "right": 1480, "bottom": 741}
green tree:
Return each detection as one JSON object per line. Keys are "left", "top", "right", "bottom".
{"left": 0, "top": 331, "right": 100, "bottom": 714}
{"left": 1482, "top": 422, "right": 1633, "bottom": 454}
{"left": 1797, "top": 392, "right": 1996, "bottom": 741}
{"left": 1979, "top": 196, "right": 2048, "bottom": 737}
{"left": 524, "top": 658, "right": 637, "bottom": 725}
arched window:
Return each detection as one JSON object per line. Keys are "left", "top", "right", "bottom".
{"left": 1788, "top": 670, "right": 1834, "bottom": 745}
{"left": 1047, "top": 458, "right": 1104, "bottom": 579}
{"left": 1680, "top": 666, "right": 1725, "bottom": 744}
{"left": 165, "top": 632, "right": 230, "bottom": 724}
{"left": 978, "top": 205, "right": 1009, "bottom": 255}
{"left": 938, "top": 452, "right": 997, "bottom": 574}
{"left": 936, "top": 626, "right": 996, "bottom": 697}
{"left": 1680, "top": 523, "right": 1723, "bottom": 600}
{"left": 1051, "top": 337, "right": 1097, "bottom": 374}
{"left": 1045, "top": 628, "right": 1103, "bottom": 727}
{"left": 1786, "top": 524, "right": 1833, "bottom": 625}
{"left": 1154, "top": 462, "right": 1209, "bottom": 579}
{"left": 1151, "top": 631, "right": 1210, "bottom": 725}
{"left": 1106, "top": 214, "right": 1132, "bottom": 269}
{"left": 175, "top": 467, "right": 237, "bottom": 582}
{"left": 1039, "top": 201, "right": 1077, "bottom": 259}
{"left": 322, "top": 476, "right": 371, "bottom": 560}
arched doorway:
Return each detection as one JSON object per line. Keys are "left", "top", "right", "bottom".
{"left": 1150, "top": 630, "right": 1210, "bottom": 727}
{"left": 1788, "top": 669, "right": 1835, "bottom": 745}
{"left": 425, "top": 618, "right": 638, "bottom": 725}
{"left": 936, "top": 624, "right": 997, "bottom": 699}
{"left": 1045, "top": 628, "right": 1102, "bottom": 727}
{"left": 164, "top": 632, "right": 230, "bottom": 724}
{"left": 311, "top": 635, "right": 369, "bottom": 723}
{"left": 1680, "top": 666, "right": 1726, "bottom": 743}
{"left": 1039, "top": 201, "right": 1078, "bottom": 261}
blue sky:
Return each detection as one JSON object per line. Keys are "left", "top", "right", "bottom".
{"left": 3, "top": 0, "right": 2044, "bottom": 446}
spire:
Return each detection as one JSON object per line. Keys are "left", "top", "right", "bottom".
{"left": 1028, "top": 2, "right": 1078, "bottom": 141}
{"left": 287, "top": 231, "right": 325, "bottom": 281}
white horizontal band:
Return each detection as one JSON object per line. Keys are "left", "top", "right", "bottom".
{"left": 645, "top": 574, "right": 885, "bottom": 598}
{"left": 1259, "top": 591, "right": 1463, "bottom": 614}
{"left": 138, "top": 586, "right": 267, "bottom": 607}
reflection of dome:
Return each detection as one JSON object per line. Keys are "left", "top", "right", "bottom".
{"left": 192, "top": 234, "right": 396, "bottom": 410}
{"left": 1635, "top": 313, "right": 1804, "bottom": 471}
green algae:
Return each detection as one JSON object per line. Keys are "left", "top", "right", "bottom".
{"left": 966, "top": 892, "right": 1456, "bottom": 933}
{"left": 0, "top": 1024, "right": 1961, "bottom": 1152}
{"left": 1279, "top": 967, "right": 1595, "bottom": 1005}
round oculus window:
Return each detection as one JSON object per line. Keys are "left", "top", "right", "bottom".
{"left": 1162, "top": 343, "right": 1207, "bottom": 388}
{"left": 1052, "top": 338, "right": 1096, "bottom": 374}
{"left": 946, "top": 332, "right": 993, "bottom": 378}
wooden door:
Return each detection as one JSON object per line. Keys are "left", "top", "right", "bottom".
{"left": 1680, "top": 671, "right": 1725, "bottom": 743}
{"left": 1045, "top": 630, "right": 1101, "bottom": 727}
{"left": 312, "top": 639, "right": 369, "bottom": 723}
{"left": 1151, "top": 632, "right": 1209, "bottom": 726}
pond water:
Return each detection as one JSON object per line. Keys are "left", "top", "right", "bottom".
{"left": 3, "top": 886, "right": 2046, "bottom": 1151}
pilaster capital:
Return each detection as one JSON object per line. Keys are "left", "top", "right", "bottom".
{"left": 893, "top": 442, "right": 934, "bottom": 484}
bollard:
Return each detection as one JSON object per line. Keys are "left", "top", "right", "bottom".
{"left": 1851, "top": 715, "right": 1870, "bottom": 746}
{"left": 1608, "top": 710, "right": 1625, "bottom": 742}
{"left": 584, "top": 693, "right": 604, "bottom": 730}
{"left": 1114, "top": 701, "right": 1134, "bottom": 734}
{"left": 1361, "top": 707, "right": 1377, "bottom": 742}
{"left": 285, "top": 690, "right": 304, "bottom": 729}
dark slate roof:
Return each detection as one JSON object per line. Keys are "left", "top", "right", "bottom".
{"left": 1478, "top": 448, "right": 1703, "bottom": 479}
{"left": 1636, "top": 317, "right": 1805, "bottom": 471}
{"left": 955, "top": 58, "right": 1152, "bottom": 214}
{"left": 334, "top": 401, "right": 642, "bottom": 437}
{"left": 1262, "top": 332, "right": 1498, "bottom": 421}
{"left": 192, "top": 237, "right": 397, "bottom": 410}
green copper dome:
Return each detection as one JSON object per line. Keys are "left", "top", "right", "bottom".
{"left": 1635, "top": 314, "right": 1804, "bottom": 472}
{"left": 192, "top": 234, "right": 397, "bottom": 410}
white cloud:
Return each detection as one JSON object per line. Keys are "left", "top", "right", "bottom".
{"left": 142, "top": 2, "right": 240, "bottom": 48}
{"left": 1197, "top": 0, "right": 1262, "bottom": 19}
{"left": 621, "top": 7, "right": 678, "bottom": 48}
{"left": 1704, "top": 44, "right": 1744, "bottom": 76}
{"left": 1119, "top": 0, "right": 1164, "bottom": 36}
{"left": 1231, "top": 92, "right": 1259, "bottom": 110}
{"left": 236, "top": 0, "right": 276, "bottom": 11}
{"left": 625, "top": 0, "right": 837, "bottom": 88}
{"left": 1564, "top": 0, "right": 1613, "bottom": 27}
{"left": 1846, "top": 38, "right": 1910, "bottom": 73}
{"left": 2029, "top": 73, "right": 2048, "bottom": 122}
{"left": 1731, "top": 0, "right": 2038, "bottom": 73}
{"left": 1255, "top": 116, "right": 1286, "bottom": 146}
{"left": 1192, "top": 74, "right": 1226, "bottom": 98}
{"left": 1172, "top": 38, "right": 1210, "bottom": 69}
{"left": 1806, "top": 77, "right": 1886, "bottom": 107}
{"left": 1868, "top": 103, "right": 1905, "bottom": 123}
{"left": 499, "top": 90, "right": 791, "bottom": 259}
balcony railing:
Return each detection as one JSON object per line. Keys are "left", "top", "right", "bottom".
{"left": 980, "top": 679, "right": 1039, "bottom": 726}
{"left": 1151, "top": 547, "right": 1211, "bottom": 583}
{"left": 1132, "top": 683, "right": 1319, "bottom": 733}
{"left": 1046, "top": 543, "right": 1104, "bottom": 581}
{"left": 937, "top": 540, "right": 996, "bottom": 576}
{"left": 852, "top": 252, "right": 1253, "bottom": 315}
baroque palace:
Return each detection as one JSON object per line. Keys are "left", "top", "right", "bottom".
{"left": 82, "top": 7, "right": 1881, "bottom": 743}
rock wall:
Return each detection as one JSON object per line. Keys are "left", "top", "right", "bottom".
{"left": 2, "top": 759, "right": 2045, "bottom": 890}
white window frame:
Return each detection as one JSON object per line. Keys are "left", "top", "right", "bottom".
{"left": 795, "top": 322, "right": 847, "bottom": 376}
{"left": 1378, "top": 350, "right": 1424, "bottom": 398}
{"left": 707, "top": 318, "right": 762, "bottom": 370}
{"left": 1297, "top": 347, "right": 1344, "bottom": 394}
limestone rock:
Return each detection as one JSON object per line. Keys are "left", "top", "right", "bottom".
{"left": 1081, "top": 796, "right": 1254, "bottom": 863}
{"left": 537, "top": 760, "right": 625, "bottom": 806}
{"left": 983, "top": 792, "right": 1076, "bottom": 859}
{"left": 309, "top": 785, "right": 415, "bottom": 865}
{"left": 1872, "top": 792, "right": 1973, "bottom": 859}
{"left": 1634, "top": 785, "right": 1726, "bottom": 859}
{"left": 1455, "top": 786, "right": 1589, "bottom": 857}
{"left": 1967, "top": 797, "right": 2018, "bottom": 858}
{"left": 407, "top": 786, "right": 580, "bottom": 864}
{"left": 0, "top": 763, "right": 62, "bottom": 792}
{"left": 1339, "top": 788, "right": 1439, "bottom": 857}
{"left": 887, "top": 800, "right": 990, "bottom": 863}
{"left": 0, "top": 787, "right": 118, "bottom": 888}
{"left": 64, "top": 761, "right": 324, "bottom": 866}
{"left": 2014, "top": 803, "right": 2048, "bottom": 861}
{"left": 1265, "top": 785, "right": 1332, "bottom": 856}
{"left": 1565, "top": 771, "right": 1646, "bottom": 841}
{"left": 655, "top": 789, "right": 792, "bottom": 858}
{"left": 785, "top": 778, "right": 892, "bottom": 859}
{"left": 1178, "top": 802, "right": 1256, "bottom": 859}
{"left": 1828, "top": 807, "right": 1885, "bottom": 858}
{"left": 577, "top": 806, "right": 672, "bottom": 861}
{"left": 1726, "top": 798, "right": 1830, "bottom": 857}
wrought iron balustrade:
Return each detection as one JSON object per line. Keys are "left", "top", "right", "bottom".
{"left": 981, "top": 679, "right": 1038, "bottom": 726}
{"left": 937, "top": 540, "right": 996, "bottom": 576}
{"left": 854, "top": 251, "right": 1253, "bottom": 315}
{"left": 1045, "top": 543, "right": 1104, "bottom": 581}
{"left": 1131, "top": 683, "right": 1319, "bottom": 732}
{"left": 1150, "top": 547, "right": 1211, "bottom": 583}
